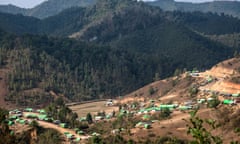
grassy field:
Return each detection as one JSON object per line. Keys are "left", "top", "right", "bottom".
{"left": 69, "top": 101, "right": 118, "bottom": 117}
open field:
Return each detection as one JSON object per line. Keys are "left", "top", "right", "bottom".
{"left": 69, "top": 101, "right": 118, "bottom": 117}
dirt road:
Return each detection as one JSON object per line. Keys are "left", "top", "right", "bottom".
{"left": 23, "top": 112, "right": 90, "bottom": 144}
{"left": 157, "top": 108, "right": 211, "bottom": 125}
{"left": 37, "top": 120, "right": 90, "bottom": 139}
{"left": 69, "top": 101, "right": 118, "bottom": 117}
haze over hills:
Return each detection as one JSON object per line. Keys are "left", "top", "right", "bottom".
{"left": 148, "top": 0, "right": 240, "bottom": 18}
{"left": 1, "top": 0, "right": 240, "bottom": 19}
{"left": 1, "top": 0, "right": 240, "bottom": 36}
{"left": 0, "top": 0, "right": 96, "bottom": 19}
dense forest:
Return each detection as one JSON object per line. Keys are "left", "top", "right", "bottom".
{"left": 148, "top": 0, "right": 240, "bottom": 19}
{"left": 0, "top": 0, "right": 96, "bottom": 19}
{"left": 1, "top": 0, "right": 240, "bottom": 20}
{"left": 0, "top": 29, "right": 233, "bottom": 106}
{"left": 1, "top": 0, "right": 240, "bottom": 37}
{"left": 0, "top": 0, "right": 238, "bottom": 106}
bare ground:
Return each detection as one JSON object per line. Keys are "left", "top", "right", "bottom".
{"left": 69, "top": 101, "right": 118, "bottom": 117}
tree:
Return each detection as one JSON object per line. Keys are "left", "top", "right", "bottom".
{"left": 37, "top": 129, "right": 62, "bottom": 144}
{"left": 185, "top": 110, "right": 222, "bottom": 144}
{"left": 189, "top": 86, "right": 199, "bottom": 97}
{"left": 54, "top": 97, "right": 64, "bottom": 106}
{"left": 234, "top": 50, "right": 240, "bottom": 58}
{"left": 148, "top": 86, "right": 155, "bottom": 95}
{"left": 160, "top": 108, "right": 171, "bottom": 119}
{"left": 29, "top": 120, "right": 40, "bottom": 131}
{"left": 174, "top": 68, "right": 182, "bottom": 77}
{"left": 0, "top": 108, "right": 16, "bottom": 144}
{"left": 86, "top": 113, "right": 93, "bottom": 124}
{"left": 207, "top": 98, "right": 220, "bottom": 108}
{"left": 0, "top": 108, "right": 8, "bottom": 123}
{"left": 153, "top": 72, "right": 160, "bottom": 81}
{"left": 91, "top": 136, "right": 103, "bottom": 144}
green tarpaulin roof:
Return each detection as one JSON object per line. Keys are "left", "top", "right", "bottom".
{"left": 25, "top": 108, "right": 33, "bottom": 111}
{"left": 66, "top": 134, "right": 73, "bottom": 139}
{"left": 8, "top": 121, "right": 14, "bottom": 126}
{"left": 74, "top": 137, "right": 81, "bottom": 142}
{"left": 38, "top": 114, "right": 47, "bottom": 120}
{"left": 143, "top": 115, "right": 150, "bottom": 119}
{"left": 223, "top": 99, "right": 234, "bottom": 104}
{"left": 77, "top": 131, "right": 84, "bottom": 134}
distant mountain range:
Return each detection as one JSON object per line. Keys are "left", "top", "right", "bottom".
{"left": 0, "top": 0, "right": 96, "bottom": 19}
{"left": 148, "top": 0, "right": 240, "bottom": 18}
{"left": 0, "top": 0, "right": 240, "bottom": 19}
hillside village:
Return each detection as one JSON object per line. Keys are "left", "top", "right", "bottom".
{"left": 3, "top": 57, "right": 240, "bottom": 143}
{"left": 1, "top": 0, "right": 240, "bottom": 143}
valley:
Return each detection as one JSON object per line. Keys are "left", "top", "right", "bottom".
{"left": 4, "top": 57, "right": 240, "bottom": 143}
{"left": 0, "top": 0, "right": 240, "bottom": 143}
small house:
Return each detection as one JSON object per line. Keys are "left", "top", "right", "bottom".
{"left": 223, "top": 99, "right": 234, "bottom": 105}
{"left": 53, "top": 120, "right": 61, "bottom": 124}
{"left": 24, "top": 108, "right": 33, "bottom": 112}
{"left": 60, "top": 123, "right": 68, "bottom": 128}
{"left": 197, "top": 99, "right": 206, "bottom": 104}
{"left": 66, "top": 134, "right": 74, "bottom": 139}
{"left": 144, "top": 123, "right": 151, "bottom": 129}
{"left": 179, "top": 105, "right": 192, "bottom": 111}
{"left": 37, "top": 114, "right": 48, "bottom": 121}
{"left": 95, "top": 116, "right": 104, "bottom": 121}
{"left": 8, "top": 121, "right": 15, "bottom": 126}
{"left": 74, "top": 138, "right": 81, "bottom": 142}
{"left": 92, "top": 132, "right": 100, "bottom": 136}
{"left": 232, "top": 93, "right": 240, "bottom": 97}
{"left": 77, "top": 130, "right": 84, "bottom": 135}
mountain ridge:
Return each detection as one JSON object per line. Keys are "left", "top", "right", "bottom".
{"left": 1, "top": 0, "right": 240, "bottom": 19}
{"left": 0, "top": 0, "right": 237, "bottom": 107}
{"left": 148, "top": 0, "right": 240, "bottom": 18}
{"left": 0, "top": 0, "right": 96, "bottom": 19}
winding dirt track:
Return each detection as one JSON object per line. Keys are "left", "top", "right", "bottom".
{"left": 38, "top": 121, "right": 91, "bottom": 144}
{"left": 157, "top": 108, "right": 211, "bottom": 125}
{"left": 23, "top": 112, "right": 90, "bottom": 144}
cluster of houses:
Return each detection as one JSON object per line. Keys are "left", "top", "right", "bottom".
{"left": 6, "top": 79, "right": 240, "bottom": 141}
{"left": 7, "top": 108, "right": 91, "bottom": 143}
{"left": 186, "top": 70, "right": 240, "bottom": 107}
{"left": 199, "top": 87, "right": 240, "bottom": 105}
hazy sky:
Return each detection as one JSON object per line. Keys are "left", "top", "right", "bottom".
{"left": 0, "top": 0, "right": 46, "bottom": 8}
{"left": 0, "top": 0, "right": 239, "bottom": 8}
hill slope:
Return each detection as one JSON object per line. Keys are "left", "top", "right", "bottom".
{"left": 0, "top": 0, "right": 237, "bottom": 107}
{"left": 148, "top": 0, "right": 240, "bottom": 19}
{"left": 1, "top": 0, "right": 240, "bottom": 19}
{"left": 0, "top": 26, "right": 233, "bottom": 107}
{"left": 0, "top": 0, "right": 96, "bottom": 19}
{"left": 121, "top": 57, "right": 240, "bottom": 107}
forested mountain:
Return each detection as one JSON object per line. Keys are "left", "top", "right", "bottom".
{"left": 0, "top": 0, "right": 238, "bottom": 106}
{"left": 0, "top": 4, "right": 27, "bottom": 15}
{"left": 0, "top": 30, "right": 232, "bottom": 107}
{"left": 27, "top": 0, "right": 96, "bottom": 19}
{"left": 167, "top": 11, "right": 240, "bottom": 35}
{"left": 0, "top": 31, "right": 152, "bottom": 106}
{"left": 0, "top": 12, "right": 40, "bottom": 34}
{"left": 1, "top": 0, "right": 240, "bottom": 37}
{"left": 148, "top": 0, "right": 240, "bottom": 19}
{"left": 1, "top": 0, "right": 240, "bottom": 20}
{"left": 0, "top": 0, "right": 96, "bottom": 19}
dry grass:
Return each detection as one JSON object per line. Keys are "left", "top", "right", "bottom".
{"left": 69, "top": 101, "right": 118, "bottom": 117}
